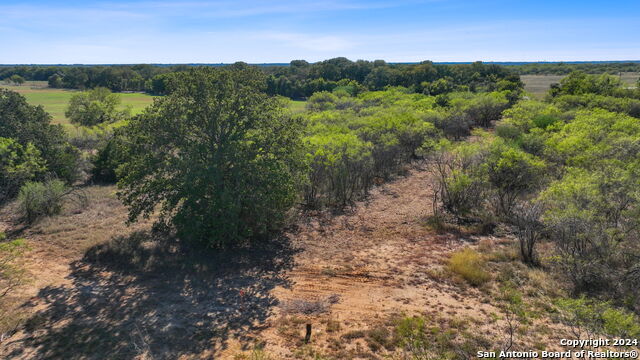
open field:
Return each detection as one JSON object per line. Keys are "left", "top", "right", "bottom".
{"left": 522, "top": 72, "right": 640, "bottom": 97}
{"left": 0, "top": 82, "right": 156, "bottom": 125}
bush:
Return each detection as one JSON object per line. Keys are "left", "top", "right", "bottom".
{"left": 448, "top": 248, "right": 490, "bottom": 286}
{"left": 555, "top": 297, "right": 640, "bottom": 338}
{"left": 432, "top": 142, "right": 489, "bottom": 218}
{"left": 91, "top": 130, "right": 129, "bottom": 183}
{"left": 0, "top": 137, "right": 45, "bottom": 202}
{"left": 17, "top": 179, "right": 68, "bottom": 223}
{"left": 304, "top": 133, "right": 374, "bottom": 207}
{"left": 487, "top": 144, "right": 546, "bottom": 217}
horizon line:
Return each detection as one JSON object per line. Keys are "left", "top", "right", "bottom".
{"left": 2, "top": 60, "right": 640, "bottom": 67}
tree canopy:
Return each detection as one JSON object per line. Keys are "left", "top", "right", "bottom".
{"left": 117, "top": 67, "right": 305, "bottom": 248}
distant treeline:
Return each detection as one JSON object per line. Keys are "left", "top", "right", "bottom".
{"left": 0, "top": 58, "right": 522, "bottom": 98}
{"left": 507, "top": 61, "right": 640, "bottom": 75}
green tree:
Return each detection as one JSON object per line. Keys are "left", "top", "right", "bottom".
{"left": 65, "top": 87, "right": 129, "bottom": 126}
{"left": 0, "top": 89, "right": 79, "bottom": 183}
{"left": 487, "top": 144, "right": 545, "bottom": 216}
{"left": 117, "top": 67, "right": 305, "bottom": 248}
{"left": 0, "top": 138, "right": 45, "bottom": 202}
{"left": 8, "top": 74, "right": 25, "bottom": 85}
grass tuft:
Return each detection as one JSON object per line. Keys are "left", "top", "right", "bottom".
{"left": 447, "top": 248, "right": 490, "bottom": 286}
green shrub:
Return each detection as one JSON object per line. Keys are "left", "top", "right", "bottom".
{"left": 448, "top": 248, "right": 490, "bottom": 286}
{"left": 17, "top": 179, "right": 68, "bottom": 223}
{"left": 0, "top": 137, "right": 45, "bottom": 202}
{"left": 555, "top": 297, "right": 640, "bottom": 338}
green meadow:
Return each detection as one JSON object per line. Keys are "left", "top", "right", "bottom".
{"left": 0, "top": 81, "right": 156, "bottom": 126}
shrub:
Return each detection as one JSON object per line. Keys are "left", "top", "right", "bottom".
{"left": 91, "top": 130, "right": 129, "bottom": 183}
{"left": 555, "top": 297, "right": 640, "bottom": 338}
{"left": 304, "top": 133, "right": 374, "bottom": 207}
{"left": 0, "top": 137, "right": 45, "bottom": 202}
{"left": 448, "top": 248, "right": 490, "bottom": 286}
{"left": 17, "top": 179, "right": 68, "bottom": 223}
{"left": 432, "top": 142, "right": 489, "bottom": 218}
{"left": 486, "top": 144, "right": 546, "bottom": 217}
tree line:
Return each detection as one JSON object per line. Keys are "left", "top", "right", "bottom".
{"left": 507, "top": 61, "right": 640, "bottom": 75}
{"left": 1, "top": 59, "right": 522, "bottom": 98}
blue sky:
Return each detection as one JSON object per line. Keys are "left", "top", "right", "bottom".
{"left": 1, "top": 0, "right": 639, "bottom": 64}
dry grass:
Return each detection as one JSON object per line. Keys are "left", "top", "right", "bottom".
{"left": 448, "top": 247, "right": 491, "bottom": 286}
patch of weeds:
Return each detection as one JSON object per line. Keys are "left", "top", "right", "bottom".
{"left": 325, "top": 319, "right": 341, "bottom": 333}
{"left": 365, "top": 326, "right": 395, "bottom": 352}
{"left": 320, "top": 267, "right": 337, "bottom": 276}
{"left": 341, "top": 330, "right": 366, "bottom": 341}
{"left": 447, "top": 248, "right": 490, "bottom": 286}
{"left": 424, "top": 214, "right": 458, "bottom": 234}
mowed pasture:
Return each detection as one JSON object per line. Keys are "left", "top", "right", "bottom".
{"left": 522, "top": 72, "right": 640, "bottom": 97}
{"left": 0, "top": 81, "right": 156, "bottom": 126}
{"left": 1, "top": 82, "right": 307, "bottom": 129}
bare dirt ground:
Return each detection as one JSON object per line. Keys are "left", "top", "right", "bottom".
{"left": 0, "top": 165, "right": 553, "bottom": 359}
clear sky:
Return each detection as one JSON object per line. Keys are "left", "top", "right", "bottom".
{"left": 1, "top": 0, "right": 639, "bottom": 64}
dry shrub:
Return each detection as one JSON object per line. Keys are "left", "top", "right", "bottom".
{"left": 447, "top": 248, "right": 490, "bottom": 286}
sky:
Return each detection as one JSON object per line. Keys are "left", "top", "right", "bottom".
{"left": 1, "top": 0, "right": 639, "bottom": 64}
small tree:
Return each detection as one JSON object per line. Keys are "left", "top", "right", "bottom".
{"left": 487, "top": 145, "right": 545, "bottom": 217}
{"left": 118, "top": 67, "right": 305, "bottom": 248}
{"left": 65, "top": 87, "right": 129, "bottom": 126}
{"left": 512, "top": 201, "right": 545, "bottom": 266}
{"left": 8, "top": 75, "right": 25, "bottom": 86}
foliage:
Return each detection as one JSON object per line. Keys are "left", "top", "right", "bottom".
{"left": 304, "top": 133, "right": 373, "bottom": 207}
{"left": 0, "top": 137, "right": 45, "bottom": 201}
{"left": 432, "top": 140, "right": 490, "bottom": 218}
{"left": 0, "top": 89, "right": 79, "bottom": 184}
{"left": 549, "top": 71, "right": 629, "bottom": 98}
{"left": 65, "top": 87, "right": 130, "bottom": 126}
{"left": 486, "top": 143, "right": 545, "bottom": 216}
{"left": 117, "top": 67, "right": 305, "bottom": 248}
{"left": 8, "top": 74, "right": 25, "bottom": 85}
{"left": 17, "top": 179, "right": 68, "bottom": 223}
{"left": 90, "top": 131, "right": 128, "bottom": 183}
{"left": 448, "top": 248, "right": 490, "bottom": 286}
{"left": 555, "top": 297, "right": 640, "bottom": 338}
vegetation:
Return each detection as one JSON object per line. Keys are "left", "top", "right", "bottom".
{"left": 433, "top": 69, "right": 640, "bottom": 314}
{"left": 508, "top": 61, "right": 640, "bottom": 75}
{"left": 65, "top": 87, "right": 130, "bottom": 126}
{"left": 3, "top": 60, "right": 640, "bottom": 357}
{"left": 117, "top": 67, "right": 305, "bottom": 248}
{"left": 448, "top": 248, "right": 490, "bottom": 286}
{"left": 0, "top": 89, "right": 79, "bottom": 196}
{"left": 17, "top": 179, "right": 69, "bottom": 223}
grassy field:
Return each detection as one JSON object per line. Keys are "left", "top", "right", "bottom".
{"left": 288, "top": 99, "right": 307, "bottom": 113}
{"left": 0, "top": 81, "right": 155, "bottom": 125}
{"left": 522, "top": 72, "right": 640, "bottom": 98}
{"left": 2, "top": 82, "right": 307, "bottom": 127}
